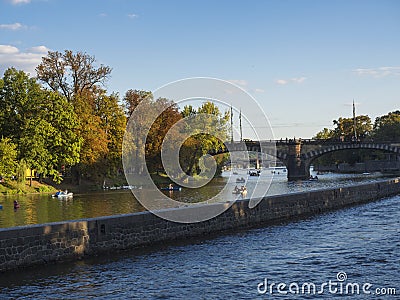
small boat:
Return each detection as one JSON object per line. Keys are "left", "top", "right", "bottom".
{"left": 309, "top": 176, "right": 319, "bottom": 181}
{"left": 161, "top": 186, "right": 182, "bottom": 191}
{"left": 52, "top": 191, "right": 73, "bottom": 198}
{"left": 236, "top": 177, "right": 246, "bottom": 183}
{"left": 233, "top": 171, "right": 238, "bottom": 175}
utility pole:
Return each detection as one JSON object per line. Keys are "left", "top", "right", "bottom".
{"left": 239, "top": 109, "right": 242, "bottom": 142}
{"left": 353, "top": 99, "right": 357, "bottom": 141}
{"left": 230, "top": 105, "right": 233, "bottom": 142}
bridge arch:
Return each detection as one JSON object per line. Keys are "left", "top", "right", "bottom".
{"left": 303, "top": 142, "right": 400, "bottom": 162}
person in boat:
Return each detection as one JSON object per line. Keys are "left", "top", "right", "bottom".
{"left": 14, "top": 200, "right": 20, "bottom": 209}
{"left": 168, "top": 183, "right": 173, "bottom": 190}
{"left": 241, "top": 186, "right": 247, "bottom": 198}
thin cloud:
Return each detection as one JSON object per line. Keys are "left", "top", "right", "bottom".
{"left": 99, "top": 13, "right": 107, "bottom": 17}
{"left": 10, "top": 0, "right": 31, "bottom": 4}
{"left": 275, "top": 77, "right": 307, "bottom": 85}
{"left": 227, "top": 79, "right": 248, "bottom": 87}
{"left": 0, "top": 22, "right": 26, "bottom": 30}
{"left": 0, "top": 44, "right": 50, "bottom": 76}
{"left": 353, "top": 66, "right": 400, "bottom": 78}
{"left": 254, "top": 88, "right": 265, "bottom": 93}
{"left": 127, "top": 13, "right": 138, "bottom": 19}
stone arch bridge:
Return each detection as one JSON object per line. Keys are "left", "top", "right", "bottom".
{"left": 213, "top": 139, "right": 400, "bottom": 181}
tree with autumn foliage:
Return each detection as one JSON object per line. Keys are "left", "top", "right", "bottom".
{"left": 36, "top": 50, "right": 125, "bottom": 184}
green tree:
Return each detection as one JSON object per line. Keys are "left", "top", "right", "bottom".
{"left": 373, "top": 110, "right": 400, "bottom": 142}
{"left": 180, "top": 102, "right": 229, "bottom": 176}
{"left": 0, "top": 68, "right": 81, "bottom": 184}
{"left": 0, "top": 68, "right": 42, "bottom": 142}
{"left": 331, "top": 115, "right": 372, "bottom": 141}
{"left": 0, "top": 137, "right": 17, "bottom": 179}
{"left": 19, "top": 90, "right": 81, "bottom": 183}
{"left": 314, "top": 128, "right": 334, "bottom": 140}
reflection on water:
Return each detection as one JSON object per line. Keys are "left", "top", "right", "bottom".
{"left": 0, "top": 169, "right": 394, "bottom": 228}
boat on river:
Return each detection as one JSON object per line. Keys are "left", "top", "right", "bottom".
{"left": 160, "top": 186, "right": 182, "bottom": 191}
{"left": 236, "top": 177, "right": 246, "bottom": 183}
{"left": 52, "top": 191, "right": 73, "bottom": 198}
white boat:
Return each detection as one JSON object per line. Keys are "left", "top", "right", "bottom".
{"left": 52, "top": 191, "right": 73, "bottom": 198}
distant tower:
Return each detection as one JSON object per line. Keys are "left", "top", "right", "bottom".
{"left": 353, "top": 99, "right": 357, "bottom": 141}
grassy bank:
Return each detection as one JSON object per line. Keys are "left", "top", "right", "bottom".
{"left": 0, "top": 180, "right": 57, "bottom": 196}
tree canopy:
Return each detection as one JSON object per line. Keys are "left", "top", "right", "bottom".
{"left": 36, "top": 50, "right": 112, "bottom": 103}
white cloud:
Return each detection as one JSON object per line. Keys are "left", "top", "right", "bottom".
{"left": 99, "top": 13, "right": 107, "bottom": 17}
{"left": 127, "top": 13, "right": 138, "bottom": 19}
{"left": 254, "top": 88, "right": 265, "bottom": 93}
{"left": 10, "top": 0, "right": 31, "bottom": 4}
{"left": 28, "top": 45, "right": 50, "bottom": 53}
{"left": 276, "top": 79, "right": 288, "bottom": 85}
{"left": 0, "top": 22, "right": 26, "bottom": 30}
{"left": 275, "top": 77, "right": 307, "bottom": 85}
{"left": 0, "top": 44, "right": 50, "bottom": 76}
{"left": 353, "top": 67, "right": 400, "bottom": 78}
{"left": 0, "top": 45, "right": 19, "bottom": 54}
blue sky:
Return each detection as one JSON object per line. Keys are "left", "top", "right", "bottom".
{"left": 1, "top": 0, "right": 399, "bottom": 138}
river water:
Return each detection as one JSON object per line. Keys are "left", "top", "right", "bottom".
{"left": 0, "top": 170, "right": 394, "bottom": 228}
{"left": 0, "top": 192, "right": 398, "bottom": 298}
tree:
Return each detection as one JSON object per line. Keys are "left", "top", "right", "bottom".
{"left": 93, "top": 92, "right": 127, "bottom": 180}
{"left": 123, "top": 89, "right": 153, "bottom": 117}
{"left": 145, "top": 98, "right": 182, "bottom": 172}
{"left": 0, "top": 137, "right": 17, "bottom": 179}
{"left": 332, "top": 115, "right": 372, "bottom": 141}
{"left": 0, "top": 68, "right": 42, "bottom": 142}
{"left": 179, "top": 102, "right": 230, "bottom": 176}
{"left": 314, "top": 128, "right": 334, "bottom": 140}
{"left": 0, "top": 68, "right": 81, "bottom": 184}
{"left": 36, "top": 50, "right": 112, "bottom": 103}
{"left": 373, "top": 111, "right": 400, "bottom": 142}
{"left": 19, "top": 90, "right": 81, "bottom": 183}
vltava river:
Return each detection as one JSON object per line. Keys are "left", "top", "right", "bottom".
{"left": 0, "top": 193, "right": 398, "bottom": 298}
{"left": 0, "top": 170, "right": 395, "bottom": 228}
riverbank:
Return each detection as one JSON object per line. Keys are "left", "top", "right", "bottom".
{"left": 0, "top": 180, "right": 56, "bottom": 196}
{"left": 0, "top": 177, "right": 399, "bottom": 272}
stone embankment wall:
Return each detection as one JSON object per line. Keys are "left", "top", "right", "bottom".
{"left": 1, "top": 178, "right": 400, "bottom": 272}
